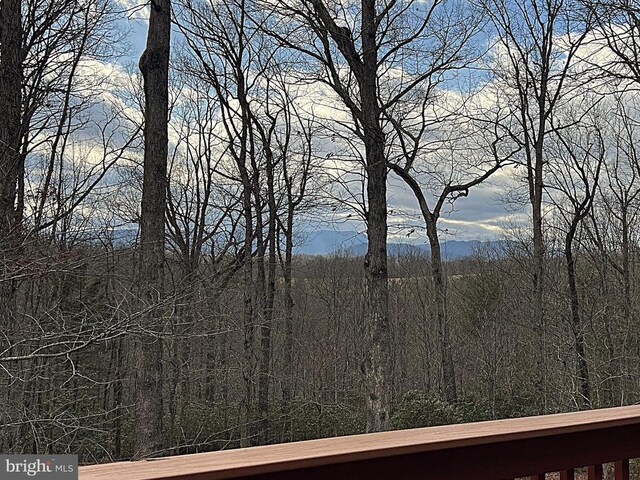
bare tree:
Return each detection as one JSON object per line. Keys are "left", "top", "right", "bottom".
{"left": 261, "top": 0, "right": 477, "bottom": 431}
{"left": 584, "top": 93, "right": 640, "bottom": 405}
{"left": 480, "top": 0, "right": 593, "bottom": 409}
{"left": 164, "top": 73, "right": 245, "bottom": 450}
{"left": 378, "top": 11, "right": 493, "bottom": 402}
{"left": 177, "top": 0, "right": 269, "bottom": 445}
{"left": 587, "top": 0, "right": 640, "bottom": 85}
{"left": 389, "top": 113, "right": 514, "bottom": 403}
{"left": 276, "top": 89, "right": 315, "bottom": 441}
{"left": 135, "top": 0, "right": 171, "bottom": 458}
{"left": 548, "top": 104, "right": 605, "bottom": 408}
{"left": 0, "top": 0, "right": 23, "bottom": 312}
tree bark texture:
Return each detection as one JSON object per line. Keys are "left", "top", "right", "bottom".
{"left": 135, "top": 0, "right": 171, "bottom": 458}
{"left": 0, "top": 0, "right": 23, "bottom": 318}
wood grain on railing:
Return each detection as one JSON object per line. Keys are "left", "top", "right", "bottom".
{"left": 79, "top": 405, "right": 640, "bottom": 480}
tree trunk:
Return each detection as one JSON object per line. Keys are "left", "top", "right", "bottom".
{"left": 617, "top": 206, "right": 630, "bottom": 402}
{"left": 0, "top": 0, "right": 22, "bottom": 315}
{"left": 0, "top": 0, "right": 21, "bottom": 238}
{"left": 240, "top": 182, "right": 255, "bottom": 447}
{"left": 0, "top": 0, "right": 22, "bottom": 443}
{"left": 361, "top": 0, "right": 390, "bottom": 433}
{"left": 532, "top": 183, "right": 545, "bottom": 335}
{"left": 565, "top": 224, "right": 591, "bottom": 408}
{"left": 426, "top": 218, "right": 457, "bottom": 403}
{"left": 258, "top": 149, "right": 277, "bottom": 445}
{"left": 531, "top": 129, "right": 547, "bottom": 411}
{"left": 281, "top": 208, "right": 295, "bottom": 441}
{"left": 135, "top": 0, "right": 171, "bottom": 458}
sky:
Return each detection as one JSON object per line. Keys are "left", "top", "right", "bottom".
{"left": 109, "top": 0, "right": 529, "bottom": 243}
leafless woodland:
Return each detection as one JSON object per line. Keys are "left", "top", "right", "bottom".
{"left": 2, "top": 0, "right": 640, "bottom": 462}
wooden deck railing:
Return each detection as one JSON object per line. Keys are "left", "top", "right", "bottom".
{"left": 79, "top": 405, "right": 640, "bottom": 480}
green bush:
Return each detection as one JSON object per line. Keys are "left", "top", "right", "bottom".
{"left": 289, "top": 399, "right": 366, "bottom": 441}
{"left": 453, "top": 397, "right": 492, "bottom": 423}
{"left": 391, "top": 391, "right": 459, "bottom": 429}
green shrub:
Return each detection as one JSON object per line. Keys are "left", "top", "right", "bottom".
{"left": 391, "top": 391, "right": 459, "bottom": 429}
{"left": 289, "top": 399, "right": 366, "bottom": 441}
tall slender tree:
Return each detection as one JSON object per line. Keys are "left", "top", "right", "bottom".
{"left": 262, "top": 0, "right": 404, "bottom": 432}
{"left": 548, "top": 110, "right": 605, "bottom": 408}
{"left": 0, "top": 0, "right": 23, "bottom": 311}
{"left": 135, "top": 0, "right": 171, "bottom": 458}
{"left": 481, "top": 0, "right": 592, "bottom": 408}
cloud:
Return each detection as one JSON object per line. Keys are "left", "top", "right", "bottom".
{"left": 113, "top": 0, "right": 149, "bottom": 21}
{"left": 102, "top": 2, "right": 636, "bottom": 245}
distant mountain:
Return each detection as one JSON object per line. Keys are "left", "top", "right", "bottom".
{"left": 106, "top": 227, "right": 506, "bottom": 260}
{"left": 296, "top": 230, "right": 509, "bottom": 259}
{"left": 112, "top": 228, "right": 138, "bottom": 245}
{"left": 296, "top": 230, "right": 367, "bottom": 255}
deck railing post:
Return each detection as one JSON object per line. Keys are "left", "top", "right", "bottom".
{"left": 588, "top": 464, "right": 603, "bottom": 480}
{"left": 560, "top": 468, "right": 575, "bottom": 480}
{"left": 615, "top": 459, "right": 630, "bottom": 480}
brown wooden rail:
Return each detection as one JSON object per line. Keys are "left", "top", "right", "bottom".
{"left": 79, "top": 405, "right": 640, "bottom": 480}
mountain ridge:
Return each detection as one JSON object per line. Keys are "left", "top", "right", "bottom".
{"left": 297, "top": 230, "right": 508, "bottom": 259}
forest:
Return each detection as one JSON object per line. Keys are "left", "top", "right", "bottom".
{"left": 1, "top": 0, "right": 640, "bottom": 463}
